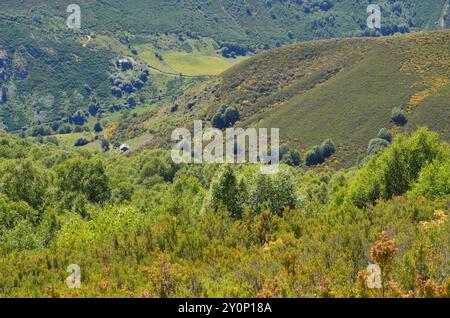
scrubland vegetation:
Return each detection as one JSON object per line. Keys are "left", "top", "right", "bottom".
{"left": 0, "top": 127, "right": 448, "bottom": 297}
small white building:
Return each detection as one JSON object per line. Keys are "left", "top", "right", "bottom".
{"left": 119, "top": 144, "right": 130, "bottom": 152}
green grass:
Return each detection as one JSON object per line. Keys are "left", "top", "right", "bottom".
{"left": 164, "top": 52, "right": 244, "bottom": 76}
{"left": 406, "top": 85, "right": 450, "bottom": 142}
{"left": 133, "top": 35, "right": 247, "bottom": 76}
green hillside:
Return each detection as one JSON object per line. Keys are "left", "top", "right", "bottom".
{"left": 2, "top": 0, "right": 447, "bottom": 46}
{"left": 0, "top": 0, "right": 447, "bottom": 132}
{"left": 115, "top": 31, "right": 449, "bottom": 166}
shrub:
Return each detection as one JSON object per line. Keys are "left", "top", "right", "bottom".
{"left": 349, "top": 128, "right": 443, "bottom": 208}
{"left": 211, "top": 106, "right": 240, "bottom": 129}
{"left": 94, "top": 122, "right": 103, "bottom": 133}
{"left": 54, "top": 158, "right": 110, "bottom": 204}
{"left": 367, "top": 138, "right": 390, "bottom": 156}
{"left": 101, "top": 138, "right": 110, "bottom": 152}
{"left": 45, "top": 136, "right": 59, "bottom": 146}
{"left": 321, "top": 139, "right": 336, "bottom": 158}
{"left": 279, "top": 144, "right": 290, "bottom": 160}
{"left": 211, "top": 165, "right": 245, "bottom": 219}
{"left": 305, "top": 146, "right": 324, "bottom": 166}
{"left": 391, "top": 107, "right": 407, "bottom": 126}
{"left": 223, "top": 106, "right": 240, "bottom": 127}
{"left": 88, "top": 103, "right": 100, "bottom": 116}
{"left": 378, "top": 128, "right": 393, "bottom": 143}
{"left": 57, "top": 124, "right": 73, "bottom": 134}
{"left": 70, "top": 110, "right": 86, "bottom": 126}
{"left": 282, "top": 149, "right": 302, "bottom": 167}
{"left": 74, "top": 138, "right": 89, "bottom": 147}
{"left": 211, "top": 113, "right": 225, "bottom": 129}
{"left": 30, "top": 125, "right": 53, "bottom": 137}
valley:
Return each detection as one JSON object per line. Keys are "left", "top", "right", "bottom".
{"left": 0, "top": 0, "right": 449, "bottom": 300}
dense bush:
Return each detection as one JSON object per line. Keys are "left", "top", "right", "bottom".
{"left": 367, "top": 138, "right": 390, "bottom": 156}
{"left": 58, "top": 124, "right": 73, "bottom": 134}
{"left": 321, "top": 139, "right": 336, "bottom": 158}
{"left": 391, "top": 107, "right": 408, "bottom": 126}
{"left": 210, "top": 165, "right": 245, "bottom": 219}
{"left": 378, "top": 128, "right": 393, "bottom": 143}
{"left": 54, "top": 158, "right": 110, "bottom": 205}
{"left": 305, "top": 145, "right": 324, "bottom": 166}
{"left": 305, "top": 139, "right": 336, "bottom": 166}
{"left": 74, "top": 138, "right": 89, "bottom": 147}
{"left": 70, "top": 110, "right": 87, "bottom": 126}
{"left": 211, "top": 106, "right": 240, "bottom": 129}
{"left": 349, "top": 128, "right": 443, "bottom": 208}
{"left": 30, "top": 125, "right": 53, "bottom": 137}
{"left": 94, "top": 122, "right": 103, "bottom": 133}
{"left": 137, "top": 150, "right": 180, "bottom": 185}
{"left": 281, "top": 148, "right": 302, "bottom": 167}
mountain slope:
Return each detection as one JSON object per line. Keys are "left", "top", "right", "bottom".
{"left": 2, "top": 0, "right": 447, "bottom": 46}
{"left": 0, "top": 0, "right": 448, "bottom": 132}
{"left": 116, "top": 31, "right": 449, "bottom": 166}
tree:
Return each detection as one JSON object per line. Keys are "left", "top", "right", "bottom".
{"left": 211, "top": 165, "right": 245, "bottom": 219}
{"left": 279, "top": 144, "right": 290, "bottom": 160}
{"left": 349, "top": 128, "right": 442, "bottom": 208}
{"left": 211, "top": 113, "right": 225, "bottom": 129}
{"left": 138, "top": 150, "right": 179, "bottom": 184}
{"left": 132, "top": 79, "right": 145, "bottom": 89}
{"left": 88, "top": 103, "right": 100, "bottom": 116}
{"left": 54, "top": 158, "right": 110, "bottom": 204}
{"left": 412, "top": 157, "right": 450, "bottom": 198}
{"left": 74, "top": 138, "right": 89, "bottom": 147}
{"left": 0, "top": 160, "right": 49, "bottom": 209}
{"left": 30, "top": 125, "right": 53, "bottom": 137}
{"left": 58, "top": 124, "right": 73, "bottom": 134}
{"left": 321, "top": 139, "right": 336, "bottom": 158}
{"left": 100, "top": 138, "right": 110, "bottom": 152}
{"left": 282, "top": 149, "right": 302, "bottom": 167}
{"left": 70, "top": 110, "right": 86, "bottom": 126}
{"left": 94, "top": 122, "right": 103, "bottom": 133}
{"left": 111, "top": 86, "right": 123, "bottom": 98}
{"left": 127, "top": 95, "right": 137, "bottom": 108}
{"left": 211, "top": 106, "right": 240, "bottom": 129}
{"left": 249, "top": 170, "right": 296, "bottom": 216}
{"left": 305, "top": 146, "right": 324, "bottom": 166}
{"left": 223, "top": 106, "right": 240, "bottom": 127}
{"left": 391, "top": 107, "right": 407, "bottom": 126}
{"left": 139, "top": 72, "right": 149, "bottom": 83}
